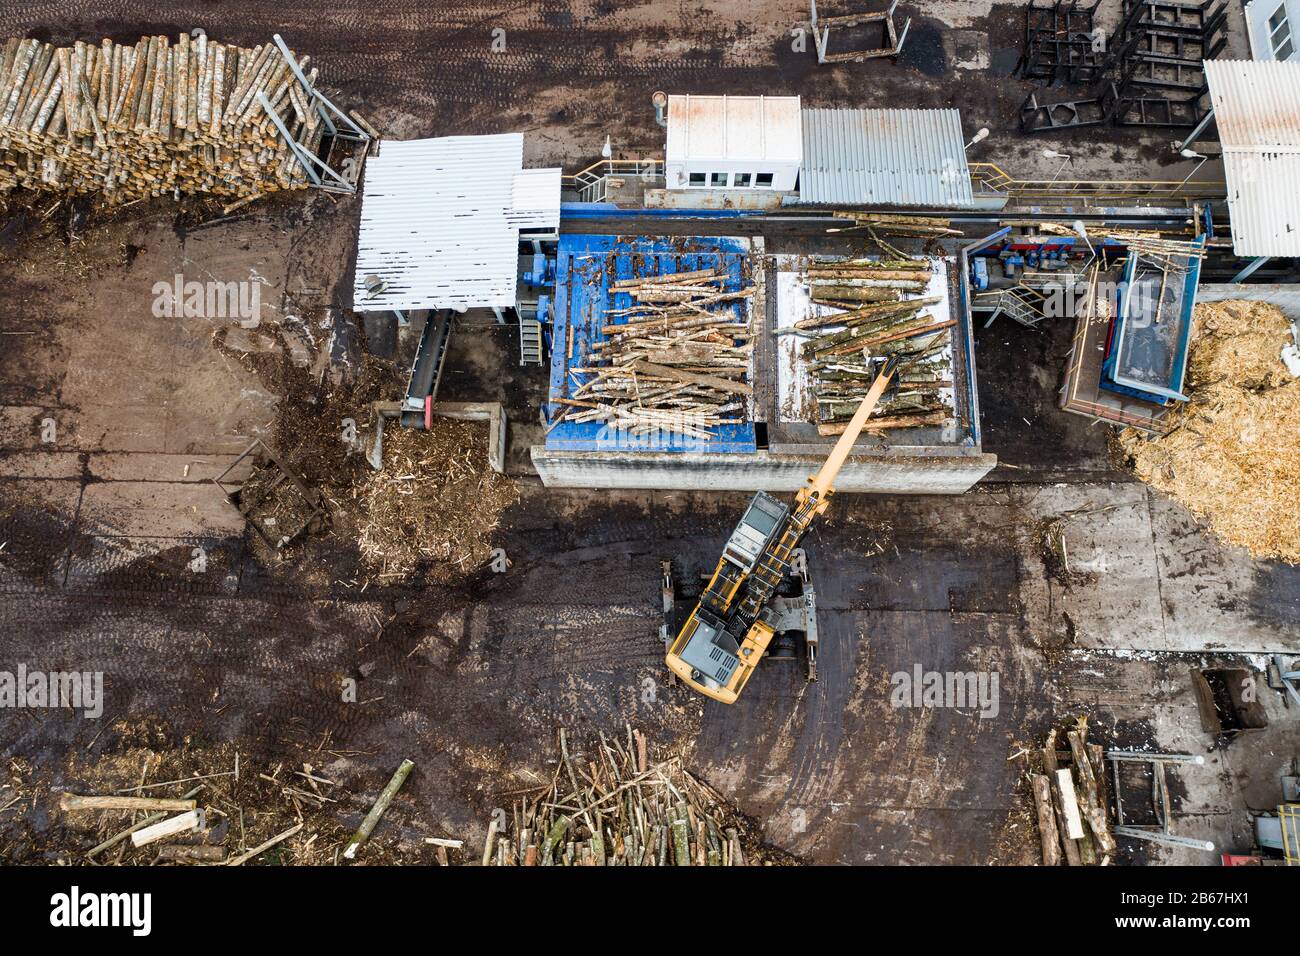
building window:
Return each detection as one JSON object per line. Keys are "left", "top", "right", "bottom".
{"left": 755, "top": 172, "right": 775, "bottom": 187}
{"left": 688, "top": 172, "right": 706, "bottom": 186}
{"left": 734, "top": 173, "right": 752, "bottom": 187}
{"left": 710, "top": 172, "right": 728, "bottom": 187}
{"left": 1269, "top": 4, "right": 1295, "bottom": 59}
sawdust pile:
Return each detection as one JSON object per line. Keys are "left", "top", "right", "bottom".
{"left": 1118, "top": 300, "right": 1300, "bottom": 563}
{"left": 354, "top": 418, "right": 518, "bottom": 580}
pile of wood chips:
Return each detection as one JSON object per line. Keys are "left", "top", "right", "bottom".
{"left": 1118, "top": 300, "right": 1300, "bottom": 564}
{"left": 0, "top": 33, "right": 327, "bottom": 201}
{"left": 354, "top": 419, "right": 518, "bottom": 580}
{"left": 557, "top": 266, "right": 753, "bottom": 441}
{"left": 481, "top": 727, "right": 794, "bottom": 866}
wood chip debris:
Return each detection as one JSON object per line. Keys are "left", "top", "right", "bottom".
{"left": 353, "top": 419, "right": 518, "bottom": 579}
{"left": 1118, "top": 300, "right": 1300, "bottom": 564}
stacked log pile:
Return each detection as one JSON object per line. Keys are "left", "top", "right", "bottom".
{"left": 556, "top": 267, "right": 753, "bottom": 441}
{"left": 0, "top": 33, "right": 324, "bottom": 201}
{"left": 482, "top": 727, "right": 784, "bottom": 866}
{"left": 792, "top": 258, "right": 954, "bottom": 436}
{"left": 1028, "top": 716, "right": 1115, "bottom": 866}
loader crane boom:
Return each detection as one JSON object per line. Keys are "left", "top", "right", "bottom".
{"left": 665, "top": 356, "right": 898, "bottom": 703}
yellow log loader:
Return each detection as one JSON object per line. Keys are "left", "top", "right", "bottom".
{"left": 664, "top": 356, "right": 898, "bottom": 704}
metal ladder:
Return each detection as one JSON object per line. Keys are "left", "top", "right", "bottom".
{"left": 519, "top": 318, "right": 544, "bottom": 366}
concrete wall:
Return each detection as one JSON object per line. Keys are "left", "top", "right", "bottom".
{"left": 1198, "top": 283, "right": 1300, "bottom": 320}
{"left": 530, "top": 447, "right": 998, "bottom": 494}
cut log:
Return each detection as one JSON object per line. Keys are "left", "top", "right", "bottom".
{"left": 156, "top": 844, "right": 225, "bottom": 862}
{"left": 342, "top": 758, "right": 414, "bottom": 860}
{"left": 1031, "top": 773, "right": 1063, "bottom": 866}
{"left": 130, "top": 809, "right": 201, "bottom": 847}
{"left": 61, "top": 793, "right": 197, "bottom": 813}
{"left": 1054, "top": 768, "right": 1085, "bottom": 840}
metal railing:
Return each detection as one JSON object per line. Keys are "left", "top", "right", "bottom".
{"left": 969, "top": 161, "right": 1225, "bottom": 203}
{"left": 561, "top": 157, "right": 664, "bottom": 203}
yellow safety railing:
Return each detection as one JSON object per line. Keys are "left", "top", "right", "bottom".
{"left": 969, "top": 161, "right": 1225, "bottom": 203}
{"left": 1282, "top": 804, "right": 1299, "bottom": 865}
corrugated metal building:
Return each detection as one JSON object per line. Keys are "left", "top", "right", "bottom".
{"left": 1204, "top": 59, "right": 1300, "bottom": 258}
{"left": 353, "top": 134, "right": 560, "bottom": 312}
{"left": 798, "top": 108, "right": 975, "bottom": 208}
{"left": 665, "top": 94, "right": 804, "bottom": 191}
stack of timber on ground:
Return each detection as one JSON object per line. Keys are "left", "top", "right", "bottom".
{"left": 558, "top": 267, "right": 753, "bottom": 440}
{"left": 792, "top": 257, "right": 954, "bottom": 437}
{"left": 1028, "top": 717, "right": 1116, "bottom": 866}
{"left": 1118, "top": 300, "right": 1300, "bottom": 564}
{"left": 481, "top": 727, "right": 793, "bottom": 866}
{"left": 0, "top": 34, "right": 324, "bottom": 201}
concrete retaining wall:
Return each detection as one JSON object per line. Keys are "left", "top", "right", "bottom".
{"left": 1198, "top": 284, "right": 1300, "bottom": 321}
{"left": 530, "top": 447, "right": 997, "bottom": 494}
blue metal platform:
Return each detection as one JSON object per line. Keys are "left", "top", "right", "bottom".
{"left": 545, "top": 233, "right": 756, "bottom": 453}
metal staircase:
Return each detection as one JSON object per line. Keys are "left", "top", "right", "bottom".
{"left": 519, "top": 318, "right": 544, "bottom": 366}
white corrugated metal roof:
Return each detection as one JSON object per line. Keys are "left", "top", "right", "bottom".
{"left": 798, "top": 108, "right": 974, "bottom": 208}
{"left": 353, "top": 134, "right": 559, "bottom": 312}
{"left": 1204, "top": 59, "right": 1300, "bottom": 257}
{"left": 665, "top": 94, "right": 803, "bottom": 164}
{"left": 509, "top": 167, "right": 562, "bottom": 231}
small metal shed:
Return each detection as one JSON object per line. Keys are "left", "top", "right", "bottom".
{"left": 665, "top": 94, "right": 803, "bottom": 192}
{"left": 798, "top": 107, "right": 975, "bottom": 208}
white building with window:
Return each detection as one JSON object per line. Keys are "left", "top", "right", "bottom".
{"left": 1245, "top": 0, "right": 1298, "bottom": 61}
{"left": 664, "top": 94, "right": 803, "bottom": 192}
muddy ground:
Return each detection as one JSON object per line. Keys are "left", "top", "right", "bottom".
{"left": 0, "top": 0, "right": 1244, "bottom": 180}
{"left": 0, "top": 1, "right": 1296, "bottom": 866}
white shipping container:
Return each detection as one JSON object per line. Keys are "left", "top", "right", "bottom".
{"left": 665, "top": 94, "right": 803, "bottom": 192}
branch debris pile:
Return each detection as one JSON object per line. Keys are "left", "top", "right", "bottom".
{"left": 482, "top": 727, "right": 797, "bottom": 866}
{"left": 353, "top": 419, "right": 518, "bottom": 580}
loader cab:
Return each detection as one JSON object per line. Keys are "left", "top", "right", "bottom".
{"left": 722, "top": 492, "right": 789, "bottom": 572}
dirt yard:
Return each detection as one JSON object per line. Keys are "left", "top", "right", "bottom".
{"left": 0, "top": 1, "right": 1296, "bottom": 867}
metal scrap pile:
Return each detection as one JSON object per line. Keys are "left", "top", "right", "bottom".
{"left": 557, "top": 267, "right": 753, "bottom": 441}
{"left": 794, "top": 258, "right": 954, "bottom": 436}
{"left": 1016, "top": 0, "right": 1226, "bottom": 133}
{"left": 481, "top": 727, "right": 793, "bottom": 866}
{"left": 0, "top": 33, "right": 326, "bottom": 201}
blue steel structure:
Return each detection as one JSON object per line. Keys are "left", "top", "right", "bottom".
{"left": 545, "top": 232, "right": 756, "bottom": 453}
{"left": 1100, "top": 236, "right": 1205, "bottom": 405}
